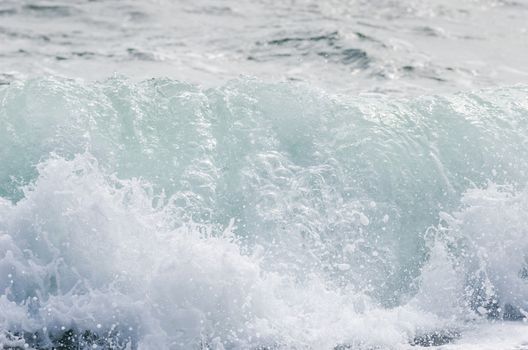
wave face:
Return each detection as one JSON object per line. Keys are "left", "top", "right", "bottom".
{"left": 1, "top": 78, "right": 528, "bottom": 349}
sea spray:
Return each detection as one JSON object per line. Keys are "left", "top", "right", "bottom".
{"left": 1, "top": 78, "right": 528, "bottom": 348}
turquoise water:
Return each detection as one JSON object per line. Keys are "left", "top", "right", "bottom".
{"left": 1, "top": 77, "right": 527, "bottom": 348}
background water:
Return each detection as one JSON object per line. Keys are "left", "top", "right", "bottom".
{"left": 1, "top": 0, "right": 528, "bottom": 94}
{"left": 1, "top": 1, "right": 528, "bottom": 349}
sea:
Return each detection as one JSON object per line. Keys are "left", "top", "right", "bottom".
{"left": 1, "top": 0, "right": 528, "bottom": 349}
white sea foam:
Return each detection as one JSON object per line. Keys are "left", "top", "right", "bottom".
{"left": 0, "top": 153, "right": 448, "bottom": 349}
{"left": 0, "top": 78, "right": 527, "bottom": 348}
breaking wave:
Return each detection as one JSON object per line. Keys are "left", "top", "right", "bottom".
{"left": 0, "top": 78, "right": 527, "bottom": 349}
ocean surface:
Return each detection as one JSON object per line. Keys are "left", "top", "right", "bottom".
{"left": 1, "top": 1, "right": 528, "bottom": 349}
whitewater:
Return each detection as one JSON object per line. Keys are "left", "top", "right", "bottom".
{"left": 1, "top": 1, "right": 528, "bottom": 349}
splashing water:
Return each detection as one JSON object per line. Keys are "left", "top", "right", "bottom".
{"left": 0, "top": 78, "right": 528, "bottom": 349}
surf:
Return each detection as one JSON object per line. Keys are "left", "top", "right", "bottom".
{"left": 1, "top": 77, "right": 527, "bottom": 349}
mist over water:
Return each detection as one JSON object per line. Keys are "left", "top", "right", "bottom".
{"left": 1, "top": 1, "right": 528, "bottom": 349}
